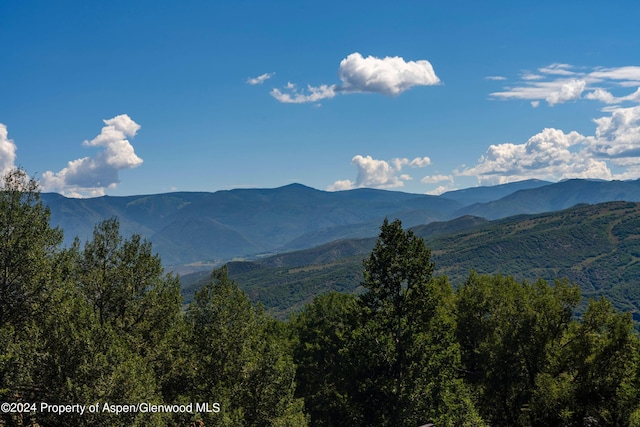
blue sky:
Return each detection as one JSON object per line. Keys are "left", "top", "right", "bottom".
{"left": 2, "top": 0, "right": 640, "bottom": 197}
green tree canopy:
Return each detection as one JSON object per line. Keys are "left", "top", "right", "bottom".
{"left": 291, "top": 291, "right": 359, "bottom": 426}
{"left": 351, "top": 218, "right": 483, "bottom": 426}
{"left": 185, "top": 266, "right": 307, "bottom": 426}
{"left": 0, "top": 168, "right": 63, "bottom": 327}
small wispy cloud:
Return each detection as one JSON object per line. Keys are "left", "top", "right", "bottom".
{"left": 491, "top": 77, "right": 586, "bottom": 106}
{"left": 538, "top": 63, "right": 577, "bottom": 76}
{"left": 426, "top": 184, "right": 456, "bottom": 196}
{"left": 521, "top": 73, "right": 544, "bottom": 81}
{"left": 272, "top": 52, "right": 440, "bottom": 104}
{"left": 485, "top": 76, "right": 506, "bottom": 81}
{"left": 421, "top": 174, "right": 453, "bottom": 184}
{"left": 270, "top": 84, "right": 337, "bottom": 104}
{"left": 409, "top": 156, "right": 432, "bottom": 167}
{"left": 490, "top": 63, "right": 640, "bottom": 107}
{"left": 585, "top": 87, "right": 640, "bottom": 105}
{"left": 247, "top": 72, "right": 274, "bottom": 85}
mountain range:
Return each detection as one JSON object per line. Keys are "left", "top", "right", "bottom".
{"left": 177, "top": 201, "right": 640, "bottom": 320}
{"left": 40, "top": 178, "right": 640, "bottom": 273}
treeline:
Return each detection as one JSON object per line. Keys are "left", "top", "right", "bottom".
{"left": 0, "top": 170, "right": 304, "bottom": 427}
{"left": 2, "top": 169, "right": 640, "bottom": 426}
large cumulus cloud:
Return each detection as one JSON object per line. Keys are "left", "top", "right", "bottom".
{"left": 328, "top": 154, "right": 431, "bottom": 191}
{"left": 42, "top": 114, "right": 143, "bottom": 197}
{"left": 457, "top": 128, "right": 612, "bottom": 185}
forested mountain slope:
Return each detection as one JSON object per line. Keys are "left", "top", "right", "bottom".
{"left": 188, "top": 202, "right": 640, "bottom": 318}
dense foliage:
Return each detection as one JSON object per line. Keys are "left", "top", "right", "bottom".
{"left": 2, "top": 169, "right": 640, "bottom": 426}
{"left": 0, "top": 170, "right": 305, "bottom": 427}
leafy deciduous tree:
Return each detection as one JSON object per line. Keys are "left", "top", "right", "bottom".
{"left": 0, "top": 168, "right": 63, "bottom": 326}
{"left": 292, "top": 291, "right": 359, "bottom": 425}
{"left": 185, "top": 266, "right": 307, "bottom": 426}
{"left": 455, "top": 272, "right": 581, "bottom": 425}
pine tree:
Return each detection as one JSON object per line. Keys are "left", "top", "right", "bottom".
{"left": 351, "top": 219, "right": 483, "bottom": 426}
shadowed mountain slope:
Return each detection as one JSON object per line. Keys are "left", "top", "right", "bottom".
{"left": 454, "top": 179, "right": 640, "bottom": 219}
{"left": 441, "top": 179, "right": 551, "bottom": 205}
{"left": 186, "top": 202, "right": 640, "bottom": 319}
{"left": 41, "top": 184, "right": 462, "bottom": 266}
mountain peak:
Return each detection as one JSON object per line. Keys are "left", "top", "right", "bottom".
{"left": 278, "top": 183, "right": 319, "bottom": 191}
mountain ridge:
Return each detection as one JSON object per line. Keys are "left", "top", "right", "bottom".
{"left": 40, "top": 178, "right": 640, "bottom": 271}
{"left": 189, "top": 201, "right": 640, "bottom": 319}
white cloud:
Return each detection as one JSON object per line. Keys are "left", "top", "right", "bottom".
{"left": 587, "top": 105, "right": 640, "bottom": 162}
{"left": 0, "top": 124, "right": 17, "bottom": 176}
{"left": 538, "top": 63, "right": 577, "bottom": 76}
{"left": 522, "top": 73, "right": 544, "bottom": 81}
{"left": 585, "top": 88, "right": 617, "bottom": 104}
{"left": 42, "top": 114, "right": 143, "bottom": 197}
{"left": 328, "top": 154, "right": 430, "bottom": 191}
{"left": 270, "top": 84, "right": 337, "bottom": 104}
{"left": 247, "top": 72, "right": 274, "bottom": 85}
{"left": 617, "top": 87, "right": 640, "bottom": 103}
{"left": 545, "top": 79, "right": 586, "bottom": 106}
{"left": 457, "top": 128, "right": 612, "bottom": 185}
{"left": 350, "top": 155, "right": 409, "bottom": 188}
{"left": 486, "top": 76, "right": 507, "bottom": 81}
{"left": 586, "top": 87, "right": 640, "bottom": 105}
{"left": 409, "top": 156, "right": 431, "bottom": 167}
{"left": 391, "top": 157, "right": 409, "bottom": 170}
{"left": 426, "top": 185, "right": 454, "bottom": 196}
{"left": 272, "top": 52, "right": 440, "bottom": 104}
{"left": 490, "top": 64, "right": 640, "bottom": 107}
{"left": 327, "top": 179, "right": 355, "bottom": 191}
{"left": 337, "top": 52, "right": 440, "bottom": 96}
{"left": 491, "top": 78, "right": 586, "bottom": 106}
{"left": 467, "top": 62, "right": 640, "bottom": 184}
{"left": 421, "top": 174, "right": 453, "bottom": 184}
{"left": 589, "top": 66, "right": 640, "bottom": 83}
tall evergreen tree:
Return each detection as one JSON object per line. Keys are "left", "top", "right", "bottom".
{"left": 351, "top": 218, "right": 483, "bottom": 426}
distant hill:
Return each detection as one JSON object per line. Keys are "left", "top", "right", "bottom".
{"left": 454, "top": 179, "right": 640, "bottom": 219}
{"left": 188, "top": 202, "right": 640, "bottom": 319}
{"left": 441, "top": 179, "right": 551, "bottom": 205}
{"left": 42, "top": 183, "right": 463, "bottom": 267}
{"left": 40, "top": 178, "right": 640, "bottom": 271}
